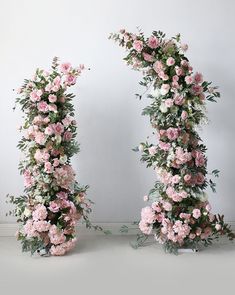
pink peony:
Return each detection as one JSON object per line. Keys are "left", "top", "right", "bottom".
{"left": 34, "top": 131, "right": 46, "bottom": 145}
{"left": 158, "top": 141, "right": 171, "bottom": 151}
{"left": 141, "top": 206, "right": 156, "bottom": 224}
{"left": 23, "top": 220, "right": 38, "bottom": 238}
{"left": 54, "top": 165, "right": 75, "bottom": 189}
{"left": 139, "top": 220, "right": 152, "bottom": 235}
{"left": 166, "top": 127, "right": 179, "bottom": 141}
{"left": 133, "top": 40, "right": 143, "bottom": 52}
{"left": 32, "top": 204, "right": 48, "bottom": 221}
{"left": 34, "top": 220, "right": 51, "bottom": 232}
{"left": 65, "top": 74, "right": 77, "bottom": 86}
{"left": 23, "top": 169, "right": 34, "bottom": 188}
{"left": 148, "top": 36, "right": 159, "bottom": 49}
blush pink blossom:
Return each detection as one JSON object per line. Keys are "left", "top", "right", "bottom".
{"left": 45, "top": 125, "right": 54, "bottom": 135}
{"left": 34, "top": 220, "right": 51, "bottom": 232}
{"left": 23, "top": 169, "right": 34, "bottom": 188}
{"left": 48, "top": 94, "right": 57, "bottom": 103}
{"left": 54, "top": 165, "right": 75, "bottom": 189}
{"left": 148, "top": 146, "right": 157, "bottom": 155}
{"left": 185, "top": 76, "right": 193, "bottom": 85}
{"left": 34, "top": 131, "right": 46, "bottom": 145}
{"left": 192, "top": 209, "right": 201, "bottom": 219}
{"left": 158, "top": 141, "right": 171, "bottom": 151}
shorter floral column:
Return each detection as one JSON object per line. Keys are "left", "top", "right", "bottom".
{"left": 110, "top": 30, "right": 234, "bottom": 253}
{"left": 8, "top": 58, "right": 94, "bottom": 256}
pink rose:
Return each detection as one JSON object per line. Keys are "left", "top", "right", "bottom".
{"left": 171, "top": 175, "right": 180, "bottom": 184}
{"left": 166, "top": 57, "right": 175, "bottom": 66}
{"left": 185, "top": 76, "right": 193, "bottom": 85}
{"left": 133, "top": 40, "right": 143, "bottom": 52}
{"left": 48, "top": 104, "right": 57, "bottom": 112}
{"left": 37, "top": 101, "right": 49, "bottom": 113}
{"left": 153, "top": 61, "right": 164, "bottom": 73}
{"left": 191, "top": 84, "right": 203, "bottom": 95}
{"left": 165, "top": 98, "right": 174, "bottom": 108}
{"left": 195, "top": 172, "right": 205, "bottom": 185}
{"left": 63, "top": 131, "right": 73, "bottom": 141}
{"left": 148, "top": 36, "right": 159, "bottom": 49}
{"left": 53, "top": 122, "right": 64, "bottom": 135}
{"left": 30, "top": 90, "right": 43, "bottom": 102}
{"left": 163, "top": 202, "right": 172, "bottom": 212}
{"left": 174, "top": 94, "right": 185, "bottom": 105}
{"left": 181, "top": 110, "right": 188, "bottom": 120}
{"left": 44, "top": 161, "right": 53, "bottom": 173}
{"left": 175, "top": 66, "right": 184, "bottom": 76}
{"left": 49, "top": 201, "right": 60, "bottom": 213}
{"left": 192, "top": 209, "right": 201, "bottom": 219}
{"left": 53, "top": 158, "right": 60, "bottom": 167}
{"left": 48, "top": 94, "right": 57, "bottom": 103}
{"left": 143, "top": 52, "right": 154, "bottom": 62}
{"left": 65, "top": 74, "right": 77, "bottom": 86}
{"left": 45, "top": 125, "right": 54, "bottom": 135}
{"left": 60, "top": 62, "right": 71, "bottom": 74}
{"left": 160, "top": 84, "right": 170, "bottom": 95}
{"left": 194, "top": 72, "right": 203, "bottom": 84}
{"left": 184, "top": 174, "right": 192, "bottom": 183}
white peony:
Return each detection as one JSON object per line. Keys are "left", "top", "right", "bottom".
{"left": 159, "top": 103, "right": 168, "bottom": 113}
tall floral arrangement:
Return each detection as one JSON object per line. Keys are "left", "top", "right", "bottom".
{"left": 110, "top": 29, "right": 234, "bottom": 253}
{"left": 8, "top": 57, "right": 102, "bottom": 256}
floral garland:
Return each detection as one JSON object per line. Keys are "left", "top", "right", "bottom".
{"left": 8, "top": 58, "right": 105, "bottom": 256}
{"left": 110, "top": 29, "right": 234, "bottom": 253}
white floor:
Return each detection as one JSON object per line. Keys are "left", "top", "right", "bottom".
{"left": 0, "top": 234, "right": 235, "bottom": 295}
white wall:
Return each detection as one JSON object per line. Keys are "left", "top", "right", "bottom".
{"left": 0, "top": 0, "right": 235, "bottom": 223}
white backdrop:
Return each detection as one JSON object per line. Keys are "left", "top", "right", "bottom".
{"left": 0, "top": 0, "right": 235, "bottom": 223}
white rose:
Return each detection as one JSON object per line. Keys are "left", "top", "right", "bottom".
{"left": 159, "top": 103, "right": 168, "bottom": 113}
{"left": 150, "top": 87, "right": 161, "bottom": 98}
{"left": 23, "top": 208, "right": 31, "bottom": 217}
{"left": 160, "top": 84, "right": 170, "bottom": 95}
{"left": 60, "top": 155, "right": 67, "bottom": 164}
{"left": 55, "top": 135, "right": 62, "bottom": 144}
